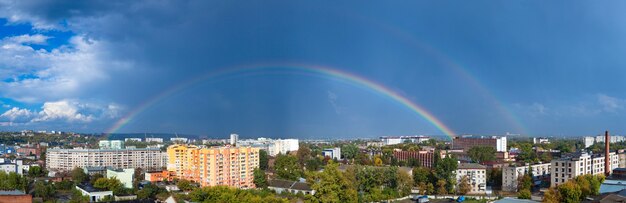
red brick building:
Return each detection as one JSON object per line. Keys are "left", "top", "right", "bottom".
{"left": 393, "top": 150, "right": 439, "bottom": 168}
{"left": 0, "top": 190, "right": 32, "bottom": 203}
{"left": 16, "top": 147, "right": 41, "bottom": 157}
{"left": 452, "top": 136, "right": 507, "bottom": 152}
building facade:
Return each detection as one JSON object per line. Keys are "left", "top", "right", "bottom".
{"left": 166, "top": 144, "right": 259, "bottom": 188}
{"left": 322, "top": 148, "right": 341, "bottom": 160}
{"left": 230, "top": 134, "right": 239, "bottom": 145}
{"left": 392, "top": 149, "right": 439, "bottom": 168}
{"left": 452, "top": 136, "right": 507, "bottom": 152}
{"left": 107, "top": 168, "right": 135, "bottom": 189}
{"left": 46, "top": 148, "right": 165, "bottom": 171}
{"left": 268, "top": 139, "right": 299, "bottom": 156}
{"left": 551, "top": 151, "right": 619, "bottom": 187}
{"left": 502, "top": 163, "right": 551, "bottom": 192}
{"left": 455, "top": 163, "right": 487, "bottom": 194}
{"left": 380, "top": 136, "right": 430, "bottom": 145}
{"left": 98, "top": 140, "right": 125, "bottom": 150}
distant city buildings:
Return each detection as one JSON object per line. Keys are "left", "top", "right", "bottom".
{"left": 99, "top": 140, "right": 125, "bottom": 150}
{"left": 452, "top": 135, "right": 507, "bottom": 152}
{"left": 125, "top": 138, "right": 142, "bottom": 142}
{"left": 583, "top": 135, "right": 626, "bottom": 148}
{"left": 551, "top": 151, "right": 619, "bottom": 187}
{"left": 237, "top": 138, "right": 299, "bottom": 156}
{"left": 455, "top": 163, "right": 487, "bottom": 194}
{"left": 170, "top": 137, "right": 188, "bottom": 143}
{"left": 46, "top": 148, "right": 165, "bottom": 171}
{"left": 230, "top": 133, "right": 239, "bottom": 145}
{"left": 533, "top": 137, "right": 550, "bottom": 144}
{"left": 322, "top": 148, "right": 341, "bottom": 160}
{"left": 380, "top": 135, "right": 430, "bottom": 145}
{"left": 502, "top": 163, "right": 551, "bottom": 192}
{"left": 145, "top": 138, "right": 163, "bottom": 143}
{"left": 166, "top": 144, "right": 259, "bottom": 188}
{"left": 0, "top": 159, "right": 38, "bottom": 175}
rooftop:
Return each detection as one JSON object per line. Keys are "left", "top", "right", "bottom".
{"left": 77, "top": 184, "right": 110, "bottom": 193}
{"left": 457, "top": 163, "right": 487, "bottom": 169}
{"left": 0, "top": 190, "right": 25, "bottom": 195}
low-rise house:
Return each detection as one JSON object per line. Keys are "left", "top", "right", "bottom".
{"left": 502, "top": 162, "right": 551, "bottom": 192}
{"left": 145, "top": 170, "right": 171, "bottom": 182}
{"left": 0, "top": 190, "right": 32, "bottom": 203}
{"left": 106, "top": 168, "right": 134, "bottom": 189}
{"left": 76, "top": 184, "right": 113, "bottom": 202}
{"left": 455, "top": 163, "right": 487, "bottom": 194}
{"left": 268, "top": 179, "right": 315, "bottom": 195}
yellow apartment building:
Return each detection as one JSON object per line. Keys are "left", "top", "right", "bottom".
{"left": 166, "top": 144, "right": 259, "bottom": 188}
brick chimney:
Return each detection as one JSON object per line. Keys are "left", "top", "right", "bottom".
{"left": 606, "top": 130, "right": 611, "bottom": 177}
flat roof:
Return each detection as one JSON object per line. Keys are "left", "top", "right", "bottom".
{"left": 458, "top": 163, "right": 487, "bottom": 169}
{"left": 0, "top": 190, "right": 25, "bottom": 195}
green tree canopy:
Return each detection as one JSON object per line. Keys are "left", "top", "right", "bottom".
{"left": 467, "top": 146, "right": 496, "bottom": 163}
{"left": 307, "top": 161, "right": 358, "bottom": 203}
{"left": 274, "top": 154, "right": 302, "bottom": 181}
{"left": 341, "top": 144, "right": 358, "bottom": 160}
{"left": 253, "top": 168, "right": 267, "bottom": 188}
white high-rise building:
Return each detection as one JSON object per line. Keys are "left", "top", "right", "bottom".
{"left": 230, "top": 134, "right": 239, "bottom": 145}
{"left": 46, "top": 148, "right": 165, "bottom": 171}
{"left": 268, "top": 139, "right": 299, "bottom": 156}
{"left": 322, "top": 148, "right": 341, "bottom": 160}
{"left": 99, "top": 140, "right": 125, "bottom": 149}
{"left": 551, "top": 151, "right": 619, "bottom": 187}
{"left": 502, "top": 163, "right": 551, "bottom": 192}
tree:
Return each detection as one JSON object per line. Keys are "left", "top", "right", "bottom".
{"left": 341, "top": 144, "right": 358, "bottom": 160}
{"left": 189, "top": 185, "right": 288, "bottom": 202}
{"left": 517, "top": 171, "right": 533, "bottom": 192}
{"left": 259, "top": 150, "right": 269, "bottom": 170}
{"left": 176, "top": 179, "right": 197, "bottom": 191}
{"left": 71, "top": 167, "right": 88, "bottom": 184}
{"left": 305, "top": 157, "right": 322, "bottom": 171}
{"left": 94, "top": 177, "right": 125, "bottom": 195}
{"left": 373, "top": 156, "right": 383, "bottom": 166}
{"left": 275, "top": 154, "right": 302, "bottom": 181}
{"left": 436, "top": 179, "right": 447, "bottom": 195}
{"left": 136, "top": 184, "right": 163, "bottom": 200}
{"left": 396, "top": 170, "right": 413, "bottom": 196}
{"left": 412, "top": 167, "right": 430, "bottom": 186}
{"left": 543, "top": 187, "right": 561, "bottom": 203}
{"left": 558, "top": 181, "right": 582, "bottom": 203}
{"left": 487, "top": 168, "right": 502, "bottom": 188}
{"left": 434, "top": 155, "right": 458, "bottom": 192}
{"left": 426, "top": 183, "right": 435, "bottom": 195}
{"left": 28, "top": 166, "right": 45, "bottom": 178}
{"left": 458, "top": 175, "right": 472, "bottom": 195}
{"left": 253, "top": 168, "right": 268, "bottom": 188}
{"left": 297, "top": 145, "right": 312, "bottom": 167}
{"left": 308, "top": 161, "right": 358, "bottom": 203}
{"left": 90, "top": 173, "right": 104, "bottom": 185}
{"left": 518, "top": 189, "right": 531, "bottom": 199}
{"left": 467, "top": 146, "right": 496, "bottom": 163}
{"left": 34, "top": 181, "right": 56, "bottom": 200}
{"left": 0, "top": 171, "right": 28, "bottom": 191}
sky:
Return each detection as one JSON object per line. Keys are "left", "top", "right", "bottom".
{"left": 1, "top": 1, "right": 626, "bottom": 138}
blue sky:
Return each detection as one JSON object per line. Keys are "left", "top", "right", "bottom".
{"left": 1, "top": 1, "right": 626, "bottom": 138}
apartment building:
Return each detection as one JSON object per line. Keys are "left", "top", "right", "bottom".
{"left": 380, "top": 136, "right": 430, "bottom": 145}
{"left": 237, "top": 138, "right": 299, "bottom": 156}
{"left": 502, "top": 163, "right": 551, "bottom": 192}
{"left": 166, "top": 144, "right": 259, "bottom": 188}
{"left": 455, "top": 163, "right": 487, "bottom": 194}
{"left": 99, "top": 140, "right": 125, "bottom": 150}
{"left": 392, "top": 147, "right": 445, "bottom": 168}
{"left": 46, "top": 148, "right": 165, "bottom": 171}
{"left": 452, "top": 136, "right": 507, "bottom": 152}
{"left": 551, "top": 151, "right": 619, "bottom": 187}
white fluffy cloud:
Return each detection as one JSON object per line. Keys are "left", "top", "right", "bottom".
{"left": 0, "top": 100, "right": 121, "bottom": 124}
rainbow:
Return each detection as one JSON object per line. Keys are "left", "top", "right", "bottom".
{"left": 105, "top": 64, "right": 456, "bottom": 137}
{"left": 343, "top": 13, "right": 528, "bottom": 135}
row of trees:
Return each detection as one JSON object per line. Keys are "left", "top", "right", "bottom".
{"left": 543, "top": 174, "right": 604, "bottom": 203}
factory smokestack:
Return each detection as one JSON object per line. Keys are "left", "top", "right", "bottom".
{"left": 606, "top": 130, "right": 610, "bottom": 177}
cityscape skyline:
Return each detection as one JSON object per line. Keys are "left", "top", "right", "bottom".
{"left": 2, "top": 1, "right": 626, "bottom": 137}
